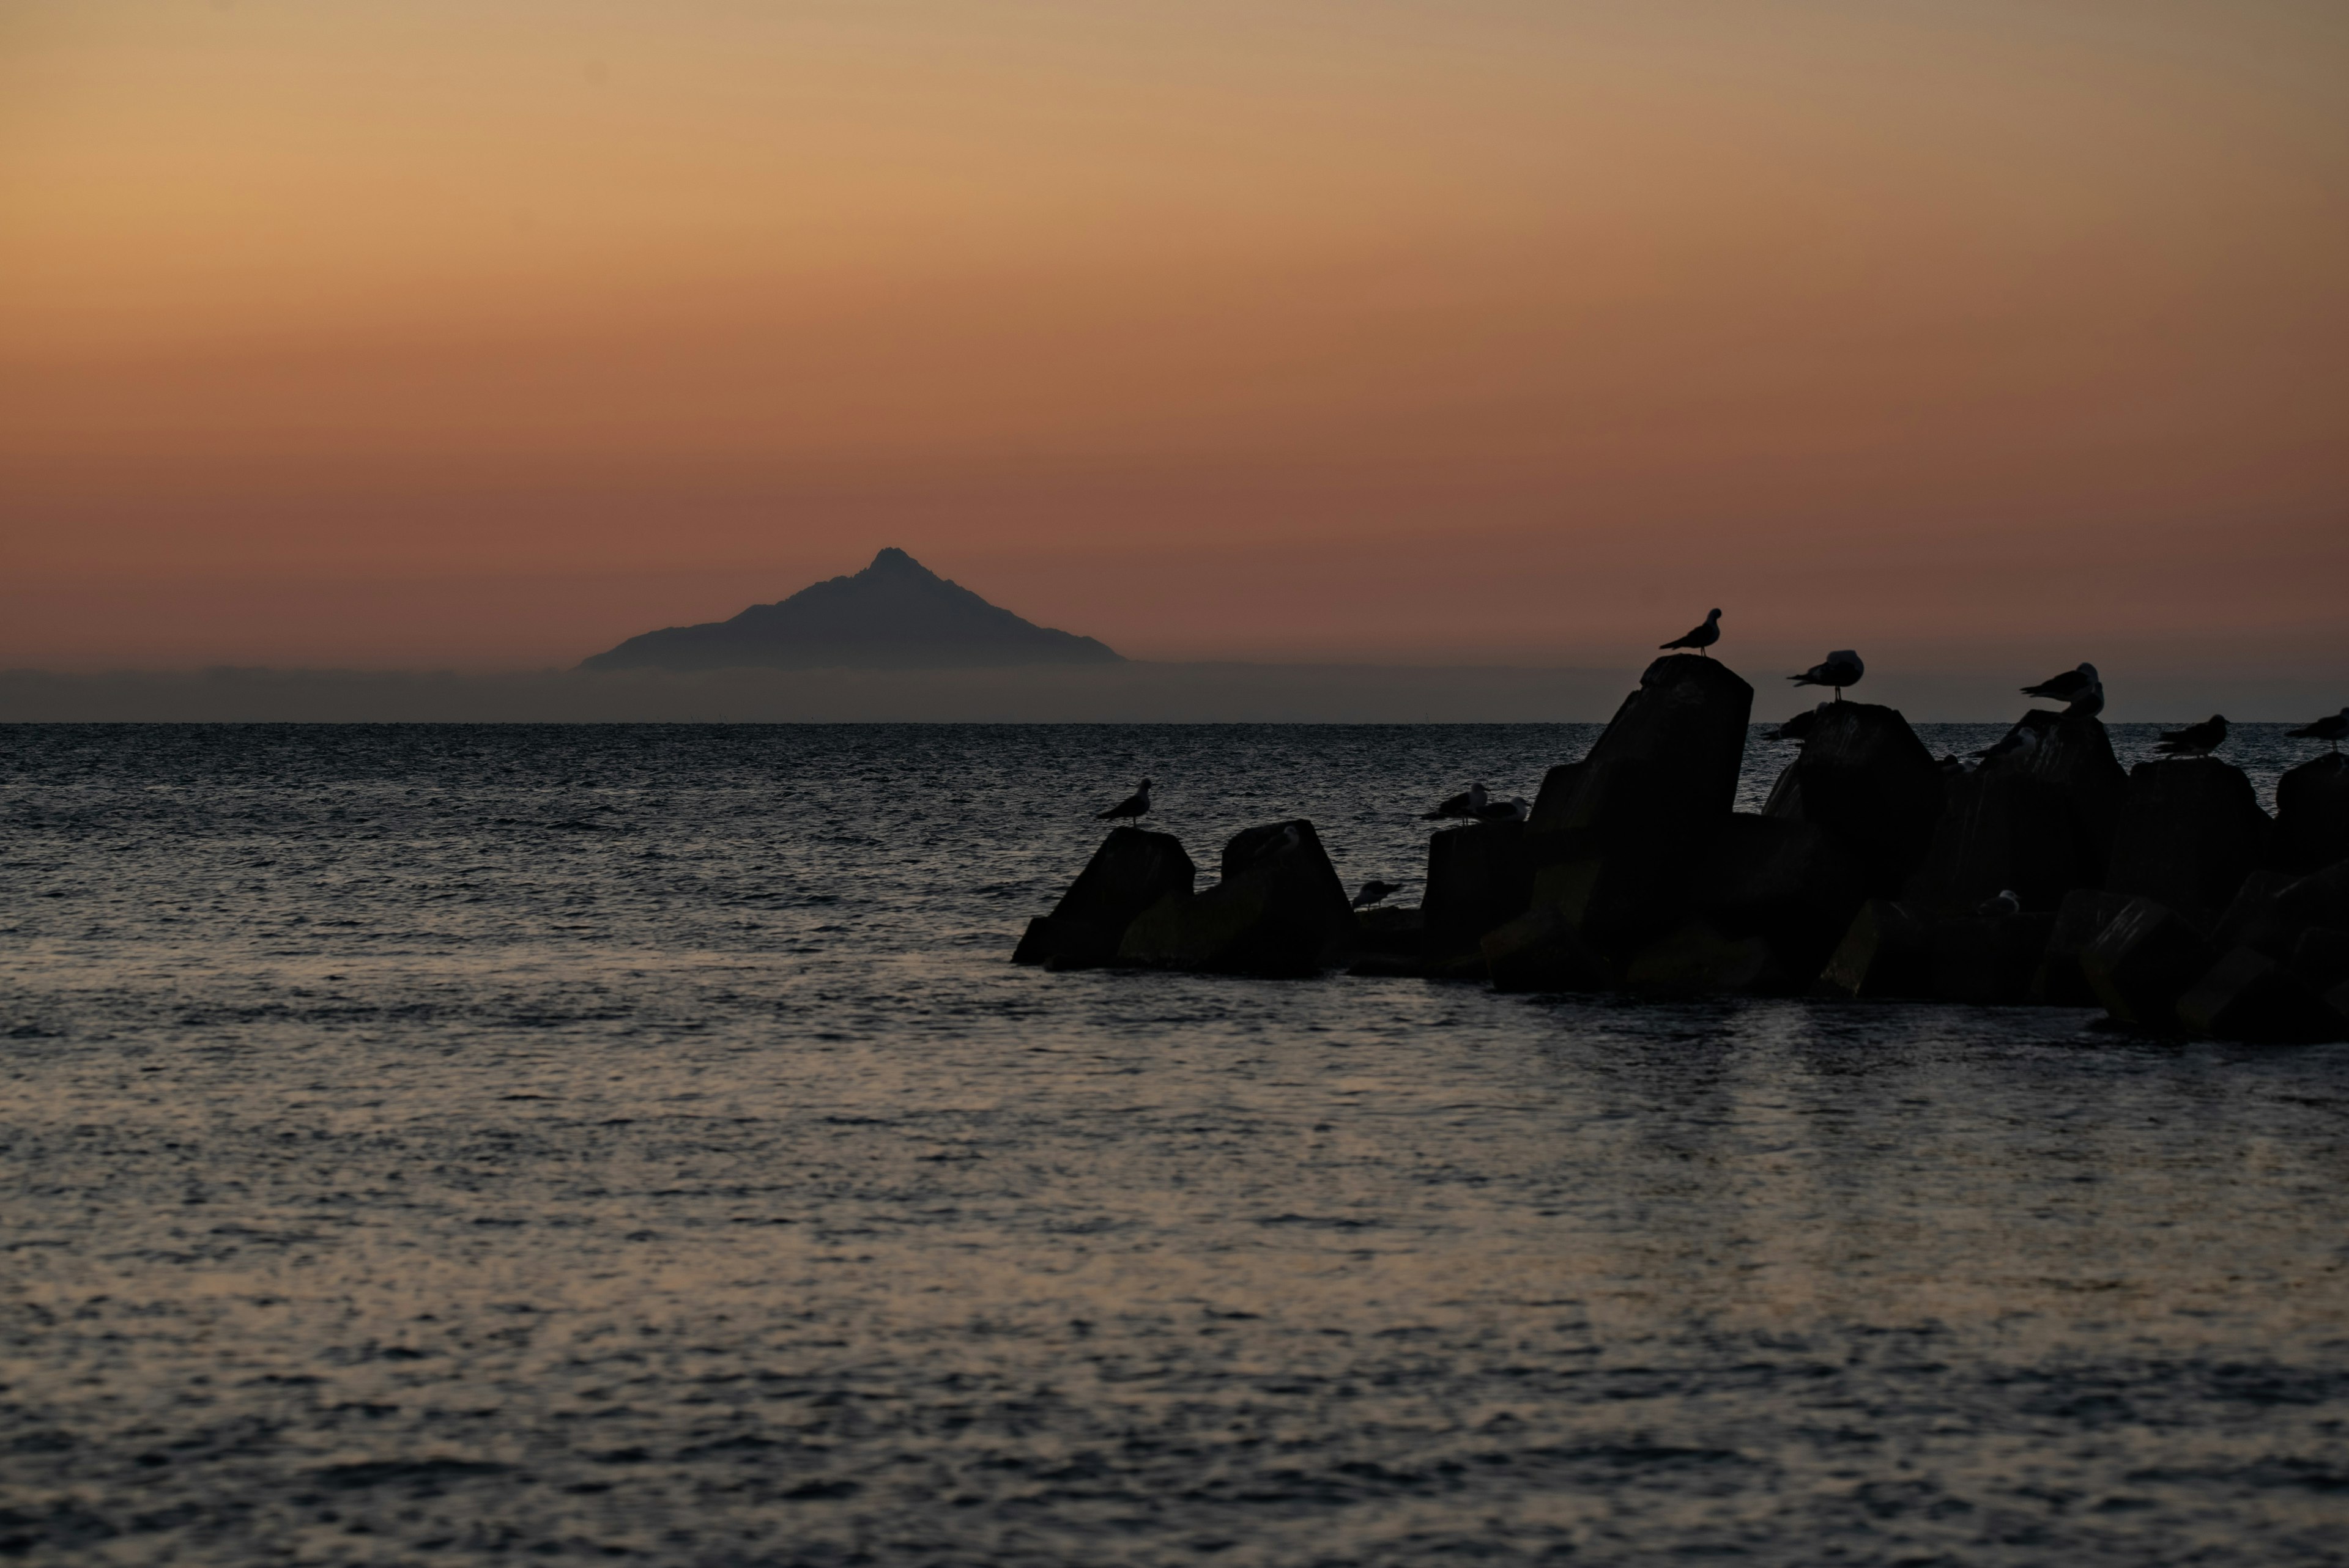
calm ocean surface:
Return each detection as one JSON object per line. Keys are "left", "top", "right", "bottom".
{"left": 3, "top": 722, "right": 2345, "bottom": 1567}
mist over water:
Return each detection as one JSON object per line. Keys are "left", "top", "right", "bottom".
{"left": 3, "top": 723, "right": 2344, "bottom": 1566}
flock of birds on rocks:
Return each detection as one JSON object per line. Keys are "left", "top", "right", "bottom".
{"left": 1089, "top": 608, "right": 2349, "bottom": 912}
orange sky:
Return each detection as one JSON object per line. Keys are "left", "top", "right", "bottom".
{"left": 3, "top": 0, "right": 2345, "bottom": 680}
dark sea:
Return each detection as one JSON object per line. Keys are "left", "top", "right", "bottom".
{"left": 4, "top": 722, "right": 2345, "bottom": 1567}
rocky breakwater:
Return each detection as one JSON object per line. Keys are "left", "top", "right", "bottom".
{"left": 1011, "top": 670, "right": 2349, "bottom": 1043}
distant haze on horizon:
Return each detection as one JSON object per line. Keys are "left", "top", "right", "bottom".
{"left": 3, "top": 1, "right": 2345, "bottom": 690}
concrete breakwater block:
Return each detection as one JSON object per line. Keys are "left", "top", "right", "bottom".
{"left": 1821, "top": 900, "right": 1934, "bottom": 998}
{"left": 1761, "top": 701, "right": 1944, "bottom": 897}
{"left": 1422, "top": 819, "right": 1532, "bottom": 959}
{"left": 1012, "top": 826, "right": 1195, "bottom": 970}
{"left": 1117, "top": 818, "right": 1357, "bottom": 977}
{"left": 1694, "top": 813, "right": 1866, "bottom": 980}
{"left": 2032, "top": 888, "right": 2136, "bottom": 1004}
{"left": 2081, "top": 897, "right": 2214, "bottom": 1032}
{"left": 1524, "top": 653, "right": 1753, "bottom": 952}
{"left": 2175, "top": 947, "right": 2343, "bottom": 1043}
{"left": 2107, "top": 757, "right": 2271, "bottom": 917}
{"left": 2274, "top": 754, "right": 2349, "bottom": 875}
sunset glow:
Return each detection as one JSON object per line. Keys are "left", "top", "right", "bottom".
{"left": 5, "top": 1, "right": 2344, "bottom": 684}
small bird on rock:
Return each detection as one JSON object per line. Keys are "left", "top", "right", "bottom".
{"left": 2022, "top": 662, "right": 2103, "bottom": 716}
{"left": 1351, "top": 879, "right": 1409, "bottom": 909}
{"left": 1421, "top": 782, "right": 1489, "bottom": 820}
{"left": 2156, "top": 716, "right": 2228, "bottom": 757}
{"left": 1094, "top": 778, "right": 1154, "bottom": 821}
{"left": 1976, "top": 889, "right": 2022, "bottom": 917}
{"left": 2289, "top": 707, "right": 2348, "bottom": 753}
{"left": 1474, "top": 796, "right": 1531, "bottom": 823}
{"left": 1789, "top": 649, "right": 1864, "bottom": 700}
{"left": 1660, "top": 608, "right": 1723, "bottom": 657}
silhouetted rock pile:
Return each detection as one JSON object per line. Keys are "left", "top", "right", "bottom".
{"left": 1014, "top": 656, "right": 2349, "bottom": 1043}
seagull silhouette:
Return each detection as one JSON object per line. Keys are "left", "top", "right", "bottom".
{"left": 1420, "top": 782, "right": 1489, "bottom": 820}
{"left": 2289, "top": 707, "right": 2348, "bottom": 753}
{"left": 1094, "top": 778, "right": 1154, "bottom": 821}
{"left": 1788, "top": 649, "right": 1863, "bottom": 700}
{"left": 1660, "top": 608, "right": 1722, "bottom": 657}
{"left": 2156, "top": 716, "right": 2227, "bottom": 757}
{"left": 1351, "top": 879, "right": 1409, "bottom": 909}
{"left": 2021, "top": 662, "right": 2104, "bottom": 717}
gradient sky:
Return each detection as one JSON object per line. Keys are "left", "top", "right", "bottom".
{"left": 4, "top": 0, "right": 2345, "bottom": 685}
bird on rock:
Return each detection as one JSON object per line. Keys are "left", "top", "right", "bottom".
{"left": 1094, "top": 777, "right": 1154, "bottom": 821}
{"left": 2022, "top": 662, "right": 2103, "bottom": 716}
{"left": 1421, "top": 782, "right": 1489, "bottom": 820}
{"left": 2290, "top": 707, "right": 2348, "bottom": 753}
{"left": 1789, "top": 649, "right": 1865, "bottom": 700}
{"left": 1351, "top": 879, "right": 1409, "bottom": 909}
{"left": 1976, "top": 889, "right": 2022, "bottom": 917}
{"left": 1474, "top": 795, "right": 1531, "bottom": 823}
{"left": 1660, "top": 608, "right": 1723, "bottom": 657}
{"left": 2156, "top": 716, "right": 2228, "bottom": 757}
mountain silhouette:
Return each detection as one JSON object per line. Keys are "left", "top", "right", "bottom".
{"left": 579, "top": 548, "right": 1123, "bottom": 672}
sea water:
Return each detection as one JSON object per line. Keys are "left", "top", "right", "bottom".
{"left": 2, "top": 722, "right": 2343, "bottom": 1566}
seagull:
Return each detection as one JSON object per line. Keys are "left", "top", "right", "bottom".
{"left": 2289, "top": 707, "right": 2348, "bottom": 753}
{"left": 1773, "top": 706, "right": 1824, "bottom": 742}
{"left": 1094, "top": 777, "right": 1154, "bottom": 821}
{"left": 1420, "top": 782, "right": 1489, "bottom": 820}
{"left": 1473, "top": 795, "right": 1531, "bottom": 823}
{"left": 1351, "top": 879, "right": 1409, "bottom": 909}
{"left": 1788, "top": 649, "right": 1864, "bottom": 700}
{"left": 1660, "top": 608, "right": 1723, "bottom": 658}
{"left": 1976, "top": 889, "right": 2022, "bottom": 917}
{"left": 2156, "top": 716, "right": 2227, "bottom": 757}
{"left": 2022, "top": 662, "right": 2101, "bottom": 712}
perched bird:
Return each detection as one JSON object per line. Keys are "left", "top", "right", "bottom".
{"left": 1773, "top": 706, "right": 1825, "bottom": 742}
{"left": 2022, "top": 662, "right": 2102, "bottom": 716}
{"left": 1474, "top": 795, "right": 1531, "bottom": 823}
{"left": 1351, "top": 879, "right": 1409, "bottom": 909}
{"left": 1420, "top": 782, "right": 1490, "bottom": 820}
{"left": 1788, "top": 649, "right": 1865, "bottom": 700}
{"left": 2290, "top": 706, "right": 2348, "bottom": 753}
{"left": 1976, "top": 889, "right": 2022, "bottom": 917}
{"left": 1094, "top": 777, "right": 1154, "bottom": 821}
{"left": 1660, "top": 608, "right": 1723, "bottom": 657}
{"left": 2156, "top": 716, "right": 2228, "bottom": 757}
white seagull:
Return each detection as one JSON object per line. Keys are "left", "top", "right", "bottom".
{"left": 1094, "top": 777, "right": 1154, "bottom": 821}
{"left": 1420, "top": 782, "right": 1490, "bottom": 821}
{"left": 1660, "top": 608, "right": 1723, "bottom": 657}
{"left": 1788, "top": 649, "right": 1864, "bottom": 701}
{"left": 2022, "top": 662, "right": 2104, "bottom": 717}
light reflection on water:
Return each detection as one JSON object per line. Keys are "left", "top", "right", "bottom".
{"left": 1, "top": 722, "right": 2343, "bottom": 1566}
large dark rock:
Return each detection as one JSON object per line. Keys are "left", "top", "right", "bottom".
{"left": 1422, "top": 820, "right": 1533, "bottom": 956}
{"left": 1480, "top": 901, "right": 1613, "bottom": 993}
{"left": 2081, "top": 897, "right": 2213, "bottom": 1032}
{"left": 1928, "top": 914, "right": 2058, "bottom": 1005}
{"left": 1901, "top": 711, "right": 2127, "bottom": 915}
{"left": 1820, "top": 900, "right": 1934, "bottom": 998}
{"left": 2274, "top": 753, "right": 2349, "bottom": 874}
{"left": 2175, "top": 948, "right": 2343, "bottom": 1044}
{"left": 2107, "top": 758, "right": 2272, "bottom": 915}
{"left": 1694, "top": 813, "right": 1867, "bottom": 977}
{"left": 2030, "top": 889, "right": 2136, "bottom": 1004}
{"left": 2290, "top": 926, "right": 2349, "bottom": 994}
{"left": 1760, "top": 702, "right": 1943, "bottom": 895}
{"left": 1117, "top": 819, "right": 1356, "bottom": 977}
{"left": 1012, "top": 827, "right": 1195, "bottom": 969}
{"left": 1522, "top": 654, "right": 1753, "bottom": 951}
{"left": 1624, "top": 920, "right": 1781, "bottom": 994}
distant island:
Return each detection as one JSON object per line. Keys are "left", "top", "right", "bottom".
{"left": 579, "top": 547, "right": 1124, "bottom": 671}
